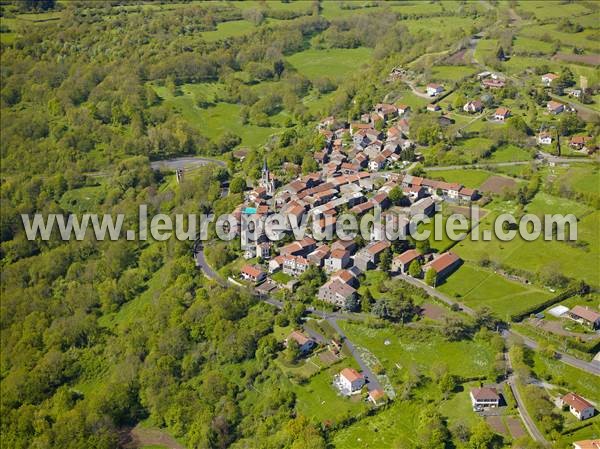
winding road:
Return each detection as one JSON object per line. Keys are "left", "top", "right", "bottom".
{"left": 150, "top": 156, "right": 225, "bottom": 171}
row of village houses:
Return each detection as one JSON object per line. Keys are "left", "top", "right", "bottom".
{"left": 237, "top": 100, "right": 479, "bottom": 306}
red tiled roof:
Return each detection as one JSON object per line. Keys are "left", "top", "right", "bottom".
{"left": 340, "top": 367, "right": 363, "bottom": 382}
{"left": 471, "top": 387, "right": 499, "bottom": 401}
{"left": 495, "top": 107, "right": 510, "bottom": 116}
{"left": 425, "top": 251, "right": 461, "bottom": 273}
{"left": 570, "top": 306, "right": 600, "bottom": 323}
{"left": 395, "top": 249, "right": 420, "bottom": 265}
{"left": 287, "top": 330, "right": 312, "bottom": 346}
{"left": 562, "top": 392, "right": 594, "bottom": 413}
{"left": 241, "top": 264, "right": 264, "bottom": 278}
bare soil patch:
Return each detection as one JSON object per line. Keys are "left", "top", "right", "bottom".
{"left": 553, "top": 53, "right": 600, "bottom": 66}
{"left": 485, "top": 416, "right": 508, "bottom": 436}
{"left": 420, "top": 302, "right": 447, "bottom": 321}
{"left": 449, "top": 205, "right": 490, "bottom": 219}
{"left": 444, "top": 49, "right": 467, "bottom": 65}
{"left": 479, "top": 176, "right": 518, "bottom": 194}
{"left": 120, "top": 425, "right": 186, "bottom": 449}
{"left": 318, "top": 349, "right": 340, "bottom": 365}
{"left": 506, "top": 416, "right": 527, "bottom": 439}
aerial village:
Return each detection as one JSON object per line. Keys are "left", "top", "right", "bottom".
{"left": 226, "top": 71, "right": 598, "bottom": 427}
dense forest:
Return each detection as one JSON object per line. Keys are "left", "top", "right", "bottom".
{"left": 0, "top": 1, "right": 571, "bottom": 448}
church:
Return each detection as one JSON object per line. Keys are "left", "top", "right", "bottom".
{"left": 259, "top": 158, "right": 276, "bottom": 196}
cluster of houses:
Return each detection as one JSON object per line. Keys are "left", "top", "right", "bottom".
{"left": 470, "top": 387, "right": 596, "bottom": 423}
{"left": 536, "top": 131, "right": 594, "bottom": 152}
{"left": 235, "top": 104, "right": 476, "bottom": 306}
{"left": 283, "top": 328, "right": 386, "bottom": 405}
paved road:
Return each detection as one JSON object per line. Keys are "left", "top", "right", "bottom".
{"left": 194, "top": 245, "right": 226, "bottom": 286}
{"left": 507, "top": 375, "right": 549, "bottom": 445}
{"left": 396, "top": 273, "right": 476, "bottom": 316}
{"left": 150, "top": 156, "right": 225, "bottom": 171}
{"left": 195, "top": 247, "right": 384, "bottom": 390}
{"left": 397, "top": 273, "right": 600, "bottom": 377}
{"left": 326, "top": 318, "right": 383, "bottom": 392}
{"left": 504, "top": 329, "right": 600, "bottom": 376}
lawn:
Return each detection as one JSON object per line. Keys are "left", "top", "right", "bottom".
{"left": 151, "top": 82, "right": 284, "bottom": 148}
{"left": 489, "top": 144, "right": 533, "bottom": 163}
{"left": 453, "top": 137, "right": 495, "bottom": 163}
{"left": 285, "top": 368, "right": 368, "bottom": 425}
{"left": 532, "top": 352, "right": 600, "bottom": 402}
{"left": 552, "top": 164, "right": 600, "bottom": 196}
{"left": 286, "top": 47, "right": 373, "bottom": 80}
{"left": 331, "top": 400, "right": 421, "bottom": 449}
{"left": 425, "top": 169, "right": 493, "bottom": 189}
{"left": 451, "top": 193, "right": 600, "bottom": 288}
{"left": 515, "top": 1, "right": 591, "bottom": 21}
{"left": 338, "top": 321, "right": 495, "bottom": 379}
{"left": 59, "top": 185, "right": 106, "bottom": 213}
{"left": 512, "top": 36, "right": 555, "bottom": 55}
{"left": 271, "top": 271, "right": 292, "bottom": 285}
{"left": 430, "top": 65, "right": 476, "bottom": 82}
{"left": 201, "top": 19, "right": 256, "bottom": 41}
{"left": 437, "top": 263, "right": 554, "bottom": 319}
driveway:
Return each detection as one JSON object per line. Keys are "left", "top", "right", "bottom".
{"left": 326, "top": 318, "right": 383, "bottom": 392}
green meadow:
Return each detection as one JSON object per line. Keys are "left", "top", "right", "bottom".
{"left": 437, "top": 263, "right": 554, "bottom": 318}
{"left": 151, "top": 82, "right": 284, "bottom": 148}
{"left": 451, "top": 194, "right": 600, "bottom": 288}
{"left": 338, "top": 321, "right": 495, "bottom": 379}
{"left": 286, "top": 47, "right": 373, "bottom": 80}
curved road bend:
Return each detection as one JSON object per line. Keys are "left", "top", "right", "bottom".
{"left": 194, "top": 248, "right": 383, "bottom": 391}
{"left": 150, "top": 156, "right": 225, "bottom": 171}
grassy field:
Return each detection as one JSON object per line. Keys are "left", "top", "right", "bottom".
{"left": 519, "top": 24, "right": 598, "bottom": 52}
{"left": 201, "top": 19, "right": 257, "bottom": 41}
{"left": 430, "top": 65, "right": 476, "bottom": 82}
{"left": 512, "top": 36, "right": 555, "bottom": 55}
{"left": 286, "top": 47, "right": 373, "bottom": 80}
{"left": 453, "top": 137, "right": 495, "bottom": 163}
{"left": 331, "top": 400, "right": 421, "bottom": 449}
{"left": 489, "top": 144, "right": 533, "bottom": 163}
{"left": 451, "top": 193, "right": 600, "bottom": 288}
{"left": 338, "top": 321, "right": 495, "bottom": 379}
{"left": 437, "top": 263, "right": 554, "bottom": 319}
{"left": 285, "top": 368, "right": 368, "bottom": 425}
{"left": 532, "top": 352, "right": 600, "bottom": 402}
{"left": 425, "top": 169, "right": 493, "bottom": 189}
{"left": 515, "top": 1, "right": 592, "bottom": 21}
{"left": 474, "top": 39, "right": 498, "bottom": 62}
{"left": 151, "top": 82, "right": 284, "bottom": 148}
{"left": 59, "top": 184, "right": 106, "bottom": 213}
{"left": 551, "top": 164, "right": 600, "bottom": 196}
{"left": 99, "top": 260, "right": 172, "bottom": 330}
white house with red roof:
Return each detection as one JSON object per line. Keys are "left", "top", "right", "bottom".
{"left": 547, "top": 100, "right": 564, "bottom": 114}
{"left": 494, "top": 107, "right": 510, "bottom": 121}
{"left": 470, "top": 387, "right": 500, "bottom": 411}
{"left": 338, "top": 368, "right": 365, "bottom": 394}
{"left": 240, "top": 264, "right": 266, "bottom": 284}
{"left": 324, "top": 248, "right": 351, "bottom": 273}
{"left": 285, "top": 330, "right": 316, "bottom": 355}
{"left": 541, "top": 73, "right": 559, "bottom": 86}
{"left": 559, "top": 392, "right": 595, "bottom": 420}
{"left": 568, "top": 306, "right": 600, "bottom": 329}
{"left": 573, "top": 440, "right": 600, "bottom": 449}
